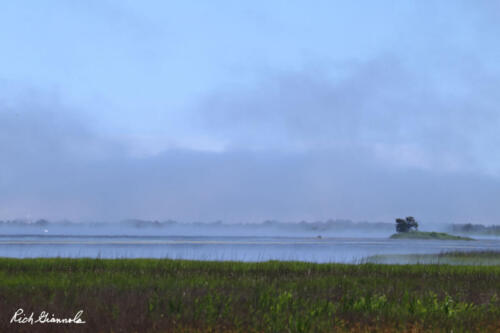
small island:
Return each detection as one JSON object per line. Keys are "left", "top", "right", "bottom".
{"left": 389, "top": 216, "right": 474, "bottom": 241}
{"left": 390, "top": 231, "right": 473, "bottom": 240}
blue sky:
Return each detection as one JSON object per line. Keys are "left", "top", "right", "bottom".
{"left": 1, "top": 1, "right": 500, "bottom": 223}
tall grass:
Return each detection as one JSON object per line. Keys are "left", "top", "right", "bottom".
{"left": 0, "top": 258, "right": 499, "bottom": 332}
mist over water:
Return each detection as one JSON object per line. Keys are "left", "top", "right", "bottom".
{"left": 1, "top": 220, "right": 499, "bottom": 262}
{"left": 0, "top": 219, "right": 396, "bottom": 237}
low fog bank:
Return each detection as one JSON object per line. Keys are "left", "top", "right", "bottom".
{"left": 3, "top": 136, "right": 500, "bottom": 224}
{"left": 0, "top": 219, "right": 492, "bottom": 238}
{"left": 0, "top": 219, "right": 397, "bottom": 238}
{"left": 449, "top": 223, "right": 500, "bottom": 239}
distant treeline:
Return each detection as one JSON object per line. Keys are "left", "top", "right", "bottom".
{"left": 0, "top": 219, "right": 51, "bottom": 226}
{"left": 452, "top": 224, "right": 500, "bottom": 235}
{"left": 0, "top": 218, "right": 393, "bottom": 231}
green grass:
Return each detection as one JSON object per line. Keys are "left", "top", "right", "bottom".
{"left": 438, "top": 250, "right": 500, "bottom": 258}
{"left": 390, "top": 231, "right": 474, "bottom": 240}
{"left": 1, "top": 258, "right": 500, "bottom": 332}
{"left": 366, "top": 250, "right": 500, "bottom": 266}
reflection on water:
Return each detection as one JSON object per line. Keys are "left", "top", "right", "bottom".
{"left": 1, "top": 235, "right": 500, "bottom": 263}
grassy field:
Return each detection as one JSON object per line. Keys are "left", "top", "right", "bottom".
{"left": 1, "top": 257, "right": 500, "bottom": 332}
{"left": 366, "top": 250, "right": 500, "bottom": 265}
{"left": 390, "top": 231, "right": 474, "bottom": 240}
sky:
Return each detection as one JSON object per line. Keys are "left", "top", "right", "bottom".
{"left": 1, "top": 1, "right": 500, "bottom": 223}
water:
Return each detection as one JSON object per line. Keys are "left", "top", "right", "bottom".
{"left": 1, "top": 234, "right": 499, "bottom": 263}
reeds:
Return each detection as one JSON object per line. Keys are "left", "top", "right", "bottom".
{"left": 0, "top": 257, "right": 499, "bottom": 332}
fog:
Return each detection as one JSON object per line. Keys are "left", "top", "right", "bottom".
{"left": 1, "top": 219, "right": 497, "bottom": 262}
{"left": 0, "top": 219, "right": 396, "bottom": 238}
{"left": 1, "top": 220, "right": 498, "bottom": 262}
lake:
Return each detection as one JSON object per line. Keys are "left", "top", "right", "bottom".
{"left": 1, "top": 233, "right": 499, "bottom": 263}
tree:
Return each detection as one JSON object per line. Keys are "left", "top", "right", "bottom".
{"left": 395, "top": 216, "right": 419, "bottom": 233}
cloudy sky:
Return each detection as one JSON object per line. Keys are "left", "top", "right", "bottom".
{"left": 1, "top": 1, "right": 499, "bottom": 223}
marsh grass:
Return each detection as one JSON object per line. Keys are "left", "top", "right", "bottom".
{"left": 389, "top": 231, "right": 473, "bottom": 240}
{"left": 366, "top": 250, "right": 500, "bottom": 266}
{"left": 0, "top": 257, "right": 499, "bottom": 332}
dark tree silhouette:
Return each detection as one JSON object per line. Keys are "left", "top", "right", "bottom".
{"left": 395, "top": 216, "right": 419, "bottom": 233}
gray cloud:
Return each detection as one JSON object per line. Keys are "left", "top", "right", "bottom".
{"left": 195, "top": 57, "right": 500, "bottom": 175}
{"left": 1, "top": 84, "right": 500, "bottom": 224}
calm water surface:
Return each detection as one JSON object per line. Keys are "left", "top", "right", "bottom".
{"left": 1, "top": 234, "right": 499, "bottom": 263}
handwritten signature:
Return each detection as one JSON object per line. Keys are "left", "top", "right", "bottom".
{"left": 10, "top": 308, "right": 86, "bottom": 325}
